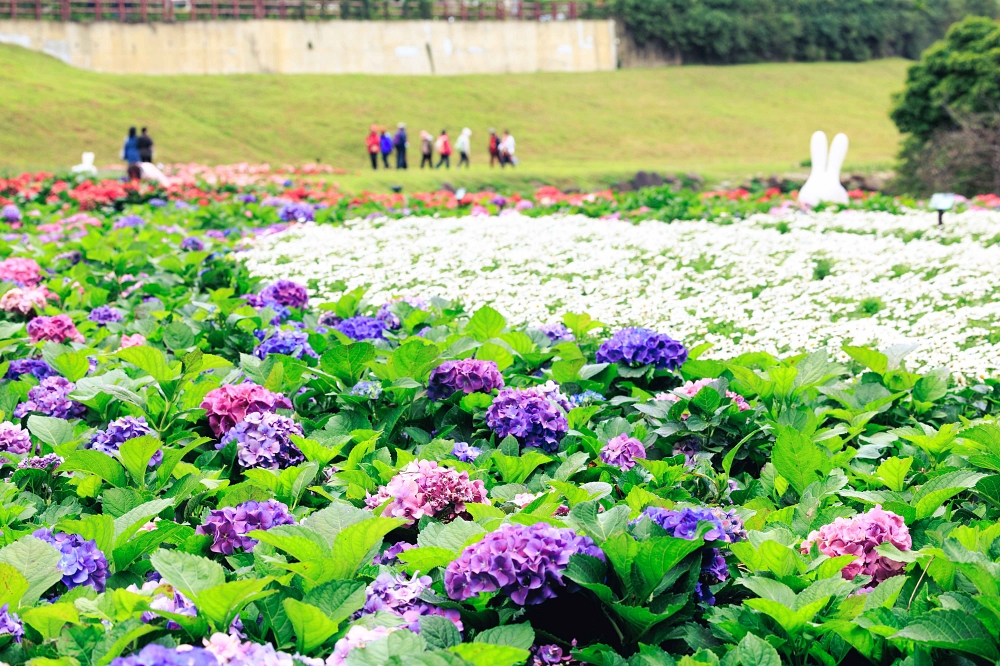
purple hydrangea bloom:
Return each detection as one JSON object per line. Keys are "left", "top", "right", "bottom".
{"left": 335, "top": 316, "right": 387, "bottom": 341}
{"left": 427, "top": 359, "right": 505, "bottom": 401}
{"left": 485, "top": 387, "right": 568, "bottom": 452}
{"left": 88, "top": 415, "right": 162, "bottom": 467}
{"left": 18, "top": 453, "right": 63, "bottom": 470}
{"left": 5, "top": 358, "right": 57, "bottom": 381}
{"left": 88, "top": 305, "right": 123, "bottom": 326}
{"left": 260, "top": 280, "right": 309, "bottom": 309}
{"left": 13, "top": 377, "right": 85, "bottom": 419}
{"left": 359, "top": 572, "right": 463, "bottom": 632}
{"left": 113, "top": 214, "right": 145, "bottom": 230}
{"left": 221, "top": 411, "right": 304, "bottom": 470}
{"left": 127, "top": 580, "right": 197, "bottom": 629}
{"left": 538, "top": 323, "right": 575, "bottom": 343}
{"left": 33, "top": 528, "right": 109, "bottom": 592}
{"left": 0, "top": 422, "right": 32, "bottom": 455}
{"left": 2, "top": 205, "right": 21, "bottom": 223}
{"left": 445, "top": 523, "right": 604, "bottom": 606}
{"left": 181, "top": 236, "right": 205, "bottom": 251}
{"left": 374, "top": 541, "right": 416, "bottom": 565}
{"left": 451, "top": 441, "right": 482, "bottom": 462}
{"left": 195, "top": 499, "right": 296, "bottom": 554}
{"left": 640, "top": 507, "right": 726, "bottom": 542}
{"left": 569, "top": 390, "right": 604, "bottom": 407}
{"left": 0, "top": 603, "right": 23, "bottom": 643}
{"left": 253, "top": 329, "right": 317, "bottom": 359}
{"left": 599, "top": 433, "right": 646, "bottom": 471}
{"left": 147, "top": 198, "right": 168, "bottom": 208}
{"left": 711, "top": 507, "right": 747, "bottom": 543}
{"left": 695, "top": 549, "right": 730, "bottom": 605}
{"left": 377, "top": 296, "right": 428, "bottom": 329}
{"left": 595, "top": 327, "right": 687, "bottom": 370}
{"left": 278, "top": 202, "right": 315, "bottom": 222}
{"left": 110, "top": 644, "right": 218, "bottom": 666}
{"left": 350, "top": 381, "right": 383, "bottom": 399}
{"left": 236, "top": 193, "right": 258, "bottom": 204}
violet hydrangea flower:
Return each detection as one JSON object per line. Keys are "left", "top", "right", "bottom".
{"left": 260, "top": 279, "right": 309, "bottom": 309}
{"left": 109, "top": 643, "right": 217, "bottom": 666}
{"left": 14, "top": 377, "right": 85, "bottom": 419}
{"left": 451, "top": 441, "right": 482, "bottom": 462}
{"left": 33, "top": 528, "right": 109, "bottom": 592}
{"left": 88, "top": 305, "right": 123, "bottom": 326}
{"left": 377, "top": 296, "right": 428, "bottom": 329}
{"left": 88, "top": 415, "right": 162, "bottom": 467}
{"left": 113, "top": 214, "right": 145, "bottom": 230}
{"left": 5, "top": 358, "right": 56, "bottom": 381}
{"left": 27, "top": 314, "right": 84, "bottom": 344}
{"left": 278, "top": 202, "right": 315, "bottom": 222}
{"left": 253, "top": 329, "right": 317, "bottom": 359}
{"left": 18, "top": 453, "right": 63, "bottom": 470}
{"left": 374, "top": 541, "right": 416, "bottom": 565}
{"left": 358, "top": 572, "right": 464, "bottom": 632}
{"left": 126, "top": 580, "right": 197, "bottom": 629}
{"left": 0, "top": 603, "right": 23, "bottom": 643}
{"left": 538, "top": 322, "right": 575, "bottom": 343}
{"left": 195, "top": 499, "right": 296, "bottom": 555}
{"left": 801, "top": 505, "right": 911, "bottom": 589}
{"left": 639, "top": 507, "right": 727, "bottom": 541}
{"left": 595, "top": 327, "right": 687, "bottom": 370}
{"left": 427, "top": 359, "right": 505, "bottom": 401}
{"left": 599, "top": 433, "right": 646, "bottom": 471}
{"left": 485, "top": 387, "right": 568, "bottom": 452}
{"left": 335, "top": 316, "right": 386, "bottom": 341}
{"left": 200, "top": 383, "right": 293, "bottom": 437}
{"left": 221, "top": 411, "right": 304, "bottom": 470}
{"left": 366, "top": 459, "right": 489, "bottom": 524}
{"left": 444, "top": 523, "right": 604, "bottom": 605}
{"left": 0, "top": 422, "right": 32, "bottom": 455}
{"left": 181, "top": 236, "right": 205, "bottom": 251}
{"left": 1, "top": 205, "right": 21, "bottom": 223}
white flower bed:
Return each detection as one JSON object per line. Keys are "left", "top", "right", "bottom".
{"left": 241, "top": 210, "right": 1000, "bottom": 379}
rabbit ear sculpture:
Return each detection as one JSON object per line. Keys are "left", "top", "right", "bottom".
{"left": 798, "top": 131, "right": 850, "bottom": 206}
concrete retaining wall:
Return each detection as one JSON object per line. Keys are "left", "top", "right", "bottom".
{"left": 0, "top": 18, "right": 618, "bottom": 74}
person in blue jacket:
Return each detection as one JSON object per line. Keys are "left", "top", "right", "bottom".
{"left": 394, "top": 123, "right": 408, "bottom": 170}
{"left": 379, "top": 129, "right": 394, "bottom": 169}
{"left": 121, "top": 127, "right": 141, "bottom": 179}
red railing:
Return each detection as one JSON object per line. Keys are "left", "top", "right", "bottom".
{"left": 0, "top": 0, "right": 608, "bottom": 21}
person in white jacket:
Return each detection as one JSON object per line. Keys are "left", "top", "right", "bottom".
{"left": 455, "top": 128, "right": 472, "bottom": 169}
{"left": 501, "top": 130, "right": 516, "bottom": 167}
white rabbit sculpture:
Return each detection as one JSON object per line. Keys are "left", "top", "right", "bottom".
{"left": 798, "top": 131, "right": 849, "bottom": 206}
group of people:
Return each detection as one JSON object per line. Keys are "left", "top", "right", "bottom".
{"left": 120, "top": 126, "right": 155, "bottom": 179}
{"left": 366, "top": 125, "right": 516, "bottom": 170}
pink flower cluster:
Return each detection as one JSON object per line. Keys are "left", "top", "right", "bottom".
{"left": 0, "top": 287, "right": 54, "bottom": 315}
{"left": 801, "top": 505, "right": 912, "bottom": 589}
{"left": 366, "top": 459, "right": 489, "bottom": 524}
{"left": 326, "top": 626, "right": 397, "bottom": 666}
{"left": 655, "top": 378, "right": 749, "bottom": 411}
{"left": 119, "top": 333, "right": 147, "bottom": 349}
{"left": 599, "top": 433, "right": 646, "bottom": 471}
{"left": 0, "top": 257, "right": 42, "bottom": 287}
{"left": 200, "top": 382, "right": 293, "bottom": 437}
{"left": 27, "top": 314, "right": 84, "bottom": 344}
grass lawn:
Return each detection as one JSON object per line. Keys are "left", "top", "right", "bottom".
{"left": 0, "top": 44, "right": 910, "bottom": 189}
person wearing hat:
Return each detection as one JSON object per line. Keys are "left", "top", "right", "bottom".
{"left": 488, "top": 128, "right": 501, "bottom": 168}
{"left": 394, "top": 122, "right": 408, "bottom": 170}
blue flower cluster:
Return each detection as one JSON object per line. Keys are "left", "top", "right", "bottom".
{"left": 335, "top": 315, "right": 387, "bottom": 341}
{"left": 33, "top": 528, "right": 109, "bottom": 592}
{"left": 595, "top": 327, "right": 687, "bottom": 369}
{"left": 485, "top": 387, "right": 568, "bottom": 452}
{"left": 88, "top": 304, "right": 123, "bottom": 326}
{"left": 89, "top": 415, "right": 162, "bottom": 467}
{"left": 253, "top": 329, "right": 317, "bottom": 359}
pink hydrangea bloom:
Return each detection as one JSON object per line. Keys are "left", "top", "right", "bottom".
{"left": 200, "top": 383, "right": 293, "bottom": 437}
{"left": 119, "top": 333, "right": 147, "bottom": 349}
{"left": 366, "top": 459, "right": 489, "bottom": 524}
{"left": 599, "top": 433, "right": 646, "bottom": 471}
{"left": 26, "top": 315, "right": 84, "bottom": 344}
{"left": 801, "top": 505, "right": 912, "bottom": 589}
{"left": 0, "top": 287, "right": 53, "bottom": 315}
{"left": 655, "top": 379, "right": 749, "bottom": 411}
{"left": 0, "top": 257, "right": 42, "bottom": 287}
{"left": 326, "top": 626, "right": 397, "bottom": 666}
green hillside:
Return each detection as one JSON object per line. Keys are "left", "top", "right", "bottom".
{"left": 0, "top": 44, "right": 909, "bottom": 187}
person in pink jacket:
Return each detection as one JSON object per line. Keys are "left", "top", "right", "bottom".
{"left": 434, "top": 129, "right": 452, "bottom": 169}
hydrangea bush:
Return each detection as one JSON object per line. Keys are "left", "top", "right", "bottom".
{"left": 0, "top": 188, "right": 994, "bottom": 666}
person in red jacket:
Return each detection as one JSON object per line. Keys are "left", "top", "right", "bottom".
{"left": 366, "top": 125, "right": 380, "bottom": 170}
{"left": 434, "top": 129, "right": 452, "bottom": 169}
{"left": 488, "top": 128, "right": 501, "bottom": 168}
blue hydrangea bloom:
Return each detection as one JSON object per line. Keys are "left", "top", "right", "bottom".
{"left": 32, "top": 528, "right": 109, "bottom": 592}
{"left": 88, "top": 305, "right": 123, "bottom": 326}
{"left": 88, "top": 415, "right": 162, "bottom": 467}
{"left": 110, "top": 644, "right": 218, "bottom": 666}
{"left": 254, "top": 329, "right": 317, "bottom": 359}
{"left": 595, "top": 327, "right": 687, "bottom": 370}
{"left": 335, "top": 316, "right": 387, "bottom": 341}
{"left": 350, "top": 381, "right": 383, "bottom": 399}
{"left": 5, "top": 358, "right": 57, "bottom": 381}
{"left": 279, "top": 202, "right": 315, "bottom": 222}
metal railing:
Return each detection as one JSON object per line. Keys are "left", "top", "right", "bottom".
{"left": 0, "top": 0, "right": 609, "bottom": 21}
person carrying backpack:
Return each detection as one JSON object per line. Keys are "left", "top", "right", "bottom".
{"left": 380, "top": 129, "right": 394, "bottom": 169}
{"left": 366, "top": 125, "right": 380, "bottom": 170}
{"left": 435, "top": 130, "right": 452, "bottom": 169}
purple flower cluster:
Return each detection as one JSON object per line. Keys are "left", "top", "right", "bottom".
{"left": 802, "top": 505, "right": 912, "bottom": 589}
{"left": 711, "top": 507, "right": 747, "bottom": 543}
{"left": 200, "top": 383, "right": 292, "bottom": 437}
{"left": 445, "top": 523, "right": 604, "bottom": 606}
{"left": 260, "top": 279, "right": 309, "bottom": 309}
{"left": 485, "top": 387, "right": 568, "bottom": 452}
{"left": 335, "top": 316, "right": 387, "bottom": 341}
{"left": 112, "top": 214, "right": 145, "bottom": 230}
{"left": 110, "top": 644, "right": 218, "bottom": 666}
{"left": 451, "top": 441, "right": 482, "bottom": 462}
{"left": 599, "top": 433, "right": 646, "bottom": 471}
{"left": 5, "top": 358, "right": 56, "bottom": 381}
{"left": 695, "top": 549, "right": 730, "bottom": 605}
{"left": 538, "top": 322, "right": 575, "bottom": 343}
{"left": 359, "top": 572, "right": 464, "bottom": 632}
{"left": 278, "top": 202, "right": 315, "bottom": 222}
{"left": 18, "top": 453, "right": 63, "bottom": 470}
{"left": 195, "top": 499, "right": 296, "bottom": 554}
{"left": 253, "top": 329, "right": 317, "bottom": 359}
{"left": 221, "top": 411, "right": 304, "bottom": 470}
{"left": 595, "top": 328, "right": 687, "bottom": 370}
{"left": 0, "top": 604, "right": 23, "bottom": 643}
{"left": 27, "top": 314, "right": 85, "bottom": 344}
{"left": 14, "top": 376, "right": 85, "bottom": 419}
{"left": 33, "top": 528, "right": 109, "bottom": 592}
{"left": 127, "top": 580, "right": 197, "bottom": 629}
{"left": 530, "top": 643, "right": 577, "bottom": 666}
{"left": 427, "top": 359, "right": 505, "bottom": 401}
{"left": 377, "top": 296, "right": 428, "bottom": 329}
{"left": 1, "top": 205, "right": 21, "bottom": 223}
{"left": 640, "top": 507, "right": 727, "bottom": 541}
{"left": 0, "top": 422, "right": 32, "bottom": 455}
{"left": 367, "top": 460, "right": 489, "bottom": 524}
{"left": 88, "top": 415, "right": 162, "bottom": 467}
{"left": 181, "top": 236, "right": 205, "bottom": 251}
{"left": 374, "top": 541, "right": 416, "bottom": 565}
{"left": 88, "top": 305, "right": 123, "bottom": 326}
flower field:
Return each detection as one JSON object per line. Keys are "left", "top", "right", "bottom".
{"left": 0, "top": 172, "right": 998, "bottom": 666}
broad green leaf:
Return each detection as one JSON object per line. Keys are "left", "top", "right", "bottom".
{"left": 465, "top": 306, "right": 507, "bottom": 342}
{"left": 842, "top": 347, "right": 888, "bottom": 374}
{"left": 149, "top": 549, "right": 225, "bottom": 598}
{"left": 772, "top": 425, "right": 825, "bottom": 495}
{"left": 92, "top": 619, "right": 157, "bottom": 666}
{"left": 249, "top": 525, "right": 329, "bottom": 562}
{"left": 417, "top": 519, "right": 486, "bottom": 552}
{"left": 119, "top": 435, "right": 162, "bottom": 485}
{"left": 420, "top": 615, "right": 463, "bottom": 649}
{"left": 49, "top": 351, "right": 91, "bottom": 383}
{"left": 284, "top": 598, "right": 340, "bottom": 653}
{"left": 450, "top": 643, "right": 530, "bottom": 666}
{"left": 635, "top": 536, "right": 704, "bottom": 599}
{"left": 21, "top": 602, "right": 79, "bottom": 640}
{"left": 570, "top": 502, "right": 630, "bottom": 543}
{"left": 399, "top": 547, "right": 459, "bottom": 575}
{"left": 196, "top": 578, "right": 274, "bottom": 631}
{"left": 876, "top": 457, "right": 912, "bottom": 492}
{"left": 0, "top": 563, "right": 29, "bottom": 609}
{"left": 26, "top": 415, "right": 75, "bottom": 446}
{"left": 320, "top": 343, "right": 375, "bottom": 384}
{"left": 113, "top": 499, "right": 175, "bottom": 547}
{"left": 325, "top": 517, "right": 405, "bottom": 580}
{"left": 0, "top": 536, "right": 63, "bottom": 605}
{"left": 117, "top": 346, "right": 178, "bottom": 383}
{"left": 893, "top": 609, "right": 999, "bottom": 661}
{"left": 60, "top": 450, "right": 127, "bottom": 488}
{"left": 492, "top": 451, "right": 551, "bottom": 484}
{"left": 302, "top": 579, "right": 367, "bottom": 625}
{"left": 473, "top": 623, "right": 535, "bottom": 649}
{"left": 301, "top": 501, "right": 371, "bottom": 545}
{"left": 737, "top": 632, "right": 781, "bottom": 666}
{"left": 476, "top": 342, "right": 514, "bottom": 371}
